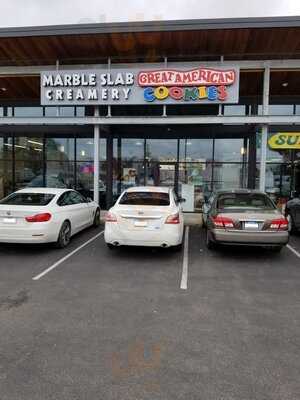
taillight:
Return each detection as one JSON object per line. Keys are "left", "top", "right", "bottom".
{"left": 25, "top": 213, "right": 52, "bottom": 223}
{"left": 212, "top": 216, "right": 234, "bottom": 229}
{"left": 165, "top": 213, "right": 180, "bottom": 224}
{"left": 269, "top": 218, "right": 288, "bottom": 231}
{"left": 105, "top": 212, "right": 117, "bottom": 222}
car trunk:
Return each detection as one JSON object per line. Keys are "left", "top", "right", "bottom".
{"left": 217, "top": 209, "right": 282, "bottom": 231}
{"left": 115, "top": 205, "right": 172, "bottom": 231}
{"left": 0, "top": 205, "right": 46, "bottom": 227}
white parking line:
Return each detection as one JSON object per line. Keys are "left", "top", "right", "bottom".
{"left": 287, "top": 244, "right": 300, "bottom": 259}
{"left": 180, "top": 226, "right": 189, "bottom": 290}
{"left": 32, "top": 230, "right": 104, "bottom": 281}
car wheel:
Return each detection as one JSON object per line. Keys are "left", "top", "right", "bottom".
{"left": 206, "top": 228, "right": 216, "bottom": 250}
{"left": 93, "top": 208, "right": 101, "bottom": 227}
{"left": 56, "top": 221, "right": 71, "bottom": 249}
{"left": 106, "top": 243, "right": 116, "bottom": 250}
{"left": 287, "top": 214, "right": 297, "bottom": 234}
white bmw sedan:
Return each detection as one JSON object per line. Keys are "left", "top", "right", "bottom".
{"left": 0, "top": 188, "right": 100, "bottom": 248}
{"left": 104, "top": 186, "right": 184, "bottom": 250}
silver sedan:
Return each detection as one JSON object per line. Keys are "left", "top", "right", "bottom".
{"left": 203, "top": 189, "right": 289, "bottom": 252}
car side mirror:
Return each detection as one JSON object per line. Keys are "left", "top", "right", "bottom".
{"left": 86, "top": 197, "right": 93, "bottom": 203}
{"left": 178, "top": 197, "right": 186, "bottom": 203}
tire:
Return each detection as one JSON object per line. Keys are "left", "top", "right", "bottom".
{"left": 106, "top": 243, "right": 116, "bottom": 250}
{"left": 56, "top": 221, "right": 71, "bottom": 249}
{"left": 93, "top": 208, "right": 101, "bottom": 227}
{"left": 287, "top": 214, "right": 297, "bottom": 235}
{"left": 206, "top": 228, "right": 216, "bottom": 250}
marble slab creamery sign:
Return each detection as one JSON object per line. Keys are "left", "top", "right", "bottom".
{"left": 40, "top": 65, "right": 240, "bottom": 105}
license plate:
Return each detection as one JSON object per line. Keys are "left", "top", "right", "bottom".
{"left": 244, "top": 221, "right": 259, "bottom": 230}
{"left": 3, "top": 217, "right": 17, "bottom": 224}
{"left": 134, "top": 220, "right": 148, "bottom": 227}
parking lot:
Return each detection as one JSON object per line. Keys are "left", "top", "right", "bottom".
{"left": 0, "top": 225, "right": 300, "bottom": 400}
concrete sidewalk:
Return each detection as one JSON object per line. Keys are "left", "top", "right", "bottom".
{"left": 100, "top": 210, "right": 202, "bottom": 226}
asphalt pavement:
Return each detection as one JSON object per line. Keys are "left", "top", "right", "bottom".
{"left": 0, "top": 226, "right": 299, "bottom": 400}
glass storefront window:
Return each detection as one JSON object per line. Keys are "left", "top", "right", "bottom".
{"left": 46, "top": 161, "right": 75, "bottom": 188}
{"left": 178, "top": 162, "right": 212, "bottom": 212}
{"left": 14, "top": 107, "right": 43, "bottom": 117}
{"left": 214, "top": 138, "right": 245, "bottom": 162}
{"left": 0, "top": 160, "right": 13, "bottom": 198}
{"left": 146, "top": 139, "right": 177, "bottom": 162}
{"left": 59, "top": 107, "right": 75, "bottom": 117}
{"left": 179, "top": 139, "right": 213, "bottom": 162}
{"left": 212, "top": 163, "right": 248, "bottom": 191}
{"left": 145, "top": 162, "right": 175, "bottom": 187}
{"left": 76, "top": 107, "right": 85, "bottom": 117}
{"left": 121, "top": 139, "right": 144, "bottom": 161}
{"left": 269, "top": 105, "right": 294, "bottom": 116}
{"left": 223, "top": 105, "right": 247, "bottom": 116}
{"left": 256, "top": 163, "right": 293, "bottom": 199}
{"left": 77, "top": 161, "right": 94, "bottom": 195}
{"left": 14, "top": 137, "right": 43, "bottom": 162}
{"left": 119, "top": 161, "right": 145, "bottom": 192}
{"left": 0, "top": 137, "right": 13, "bottom": 159}
{"left": 77, "top": 138, "right": 94, "bottom": 161}
{"left": 46, "top": 138, "right": 75, "bottom": 161}
{"left": 15, "top": 160, "right": 43, "bottom": 190}
{"left": 44, "top": 107, "right": 59, "bottom": 117}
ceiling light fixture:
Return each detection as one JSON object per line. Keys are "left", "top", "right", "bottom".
{"left": 282, "top": 82, "right": 288, "bottom": 87}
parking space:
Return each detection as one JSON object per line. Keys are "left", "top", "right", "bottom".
{"left": 0, "top": 226, "right": 300, "bottom": 400}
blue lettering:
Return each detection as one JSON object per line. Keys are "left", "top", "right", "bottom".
{"left": 144, "top": 87, "right": 155, "bottom": 102}
{"left": 207, "top": 86, "right": 217, "bottom": 101}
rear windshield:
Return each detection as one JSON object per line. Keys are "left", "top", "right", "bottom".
{"left": 0, "top": 193, "right": 55, "bottom": 206}
{"left": 119, "top": 191, "right": 170, "bottom": 206}
{"left": 217, "top": 193, "right": 275, "bottom": 210}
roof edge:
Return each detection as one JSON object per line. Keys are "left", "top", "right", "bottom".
{"left": 0, "top": 16, "right": 300, "bottom": 38}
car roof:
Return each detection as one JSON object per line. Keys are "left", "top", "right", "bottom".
{"left": 125, "top": 186, "right": 170, "bottom": 193}
{"left": 15, "top": 187, "right": 70, "bottom": 195}
{"left": 214, "top": 189, "right": 266, "bottom": 195}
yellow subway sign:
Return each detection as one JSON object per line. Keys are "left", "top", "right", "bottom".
{"left": 268, "top": 132, "right": 300, "bottom": 149}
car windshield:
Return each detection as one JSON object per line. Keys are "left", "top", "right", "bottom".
{"left": 217, "top": 193, "right": 275, "bottom": 210}
{"left": 0, "top": 193, "right": 55, "bottom": 206}
{"left": 119, "top": 191, "right": 170, "bottom": 206}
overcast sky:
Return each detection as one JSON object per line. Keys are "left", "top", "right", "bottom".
{"left": 0, "top": 0, "right": 299, "bottom": 28}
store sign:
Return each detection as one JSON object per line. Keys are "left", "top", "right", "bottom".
{"left": 40, "top": 64, "right": 239, "bottom": 106}
{"left": 268, "top": 132, "right": 300, "bottom": 149}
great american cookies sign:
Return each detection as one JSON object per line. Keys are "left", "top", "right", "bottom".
{"left": 40, "top": 64, "right": 239, "bottom": 106}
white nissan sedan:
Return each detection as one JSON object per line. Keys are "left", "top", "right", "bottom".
{"left": 104, "top": 186, "right": 184, "bottom": 250}
{"left": 0, "top": 188, "right": 100, "bottom": 248}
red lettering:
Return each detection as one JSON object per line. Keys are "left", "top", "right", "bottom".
{"left": 175, "top": 73, "right": 183, "bottom": 84}
{"left": 217, "top": 85, "right": 227, "bottom": 101}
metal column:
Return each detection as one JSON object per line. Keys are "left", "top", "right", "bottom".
{"left": 93, "top": 106, "right": 100, "bottom": 204}
{"left": 259, "top": 65, "right": 270, "bottom": 192}
{"left": 106, "top": 136, "right": 114, "bottom": 209}
{"left": 247, "top": 133, "right": 257, "bottom": 189}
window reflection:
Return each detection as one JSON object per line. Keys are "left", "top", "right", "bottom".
{"left": 146, "top": 139, "right": 177, "bottom": 162}
{"left": 179, "top": 139, "right": 213, "bottom": 162}
{"left": 121, "top": 139, "right": 144, "bottom": 161}
{"left": 46, "top": 138, "right": 74, "bottom": 161}
{"left": 212, "top": 163, "right": 248, "bottom": 191}
{"left": 214, "top": 139, "right": 244, "bottom": 162}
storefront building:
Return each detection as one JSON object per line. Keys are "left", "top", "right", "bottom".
{"left": 0, "top": 17, "right": 300, "bottom": 211}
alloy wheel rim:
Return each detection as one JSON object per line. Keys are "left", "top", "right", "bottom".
{"left": 62, "top": 224, "right": 70, "bottom": 244}
{"left": 287, "top": 215, "right": 292, "bottom": 232}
